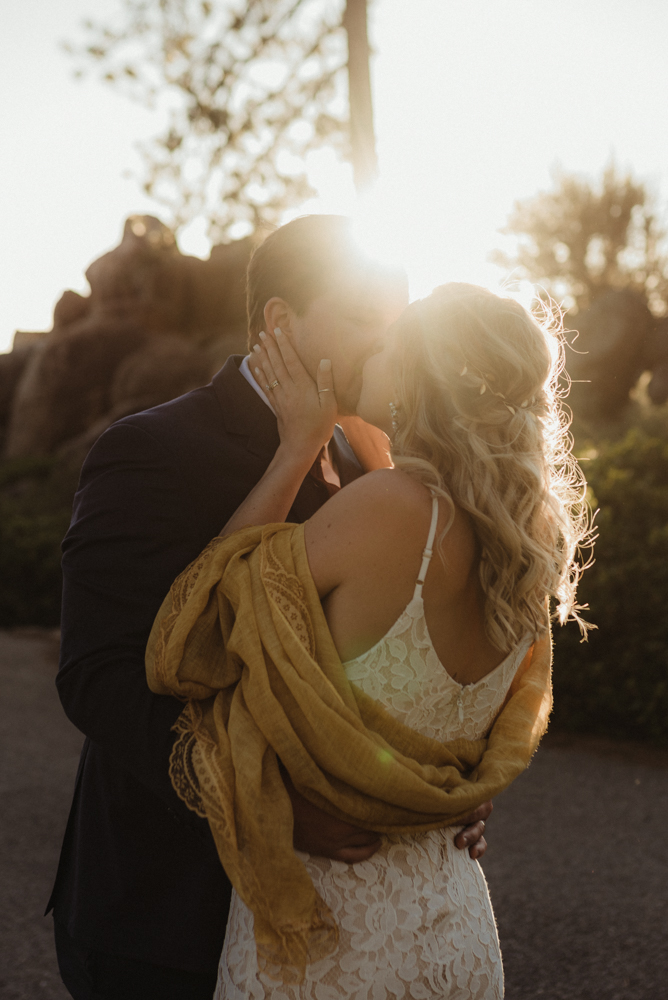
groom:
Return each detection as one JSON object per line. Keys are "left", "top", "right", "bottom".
{"left": 48, "top": 215, "right": 492, "bottom": 1000}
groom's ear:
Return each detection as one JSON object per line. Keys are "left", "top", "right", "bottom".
{"left": 261, "top": 298, "right": 295, "bottom": 342}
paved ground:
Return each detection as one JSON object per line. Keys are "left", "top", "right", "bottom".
{"left": 1, "top": 629, "right": 667, "bottom": 1000}
{"left": 0, "top": 630, "right": 79, "bottom": 1000}
{"left": 482, "top": 734, "right": 668, "bottom": 999}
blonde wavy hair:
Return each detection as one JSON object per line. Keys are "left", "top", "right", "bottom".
{"left": 391, "top": 283, "right": 593, "bottom": 653}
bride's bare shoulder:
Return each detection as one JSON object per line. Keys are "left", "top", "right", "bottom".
{"left": 304, "top": 469, "right": 432, "bottom": 595}
{"left": 311, "top": 468, "right": 428, "bottom": 532}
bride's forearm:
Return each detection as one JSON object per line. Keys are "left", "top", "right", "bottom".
{"left": 219, "top": 445, "right": 314, "bottom": 538}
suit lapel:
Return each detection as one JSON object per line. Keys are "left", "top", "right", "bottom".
{"left": 210, "top": 356, "right": 366, "bottom": 519}
{"left": 212, "top": 355, "right": 280, "bottom": 459}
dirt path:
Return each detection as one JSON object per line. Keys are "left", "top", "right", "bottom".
{"left": 1, "top": 630, "right": 667, "bottom": 1000}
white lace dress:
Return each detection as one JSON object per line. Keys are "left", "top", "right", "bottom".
{"left": 216, "top": 498, "right": 531, "bottom": 1000}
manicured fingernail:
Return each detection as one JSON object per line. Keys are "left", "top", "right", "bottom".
{"left": 253, "top": 344, "right": 261, "bottom": 353}
{"left": 320, "top": 359, "right": 331, "bottom": 371}
{"left": 259, "top": 331, "right": 267, "bottom": 340}
{"left": 274, "top": 327, "right": 282, "bottom": 336}
{"left": 254, "top": 367, "right": 261, "bottom": 376}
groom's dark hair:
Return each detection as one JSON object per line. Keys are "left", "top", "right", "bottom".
{"left": 246, "top": 215, "right": 365, "bottom": 349}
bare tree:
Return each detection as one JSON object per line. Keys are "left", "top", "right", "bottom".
{"left": 493, "top": 165, "right": 668, "bottom": 315}
{"left": 67, "top": 0, "right": 378, "bottom": 241}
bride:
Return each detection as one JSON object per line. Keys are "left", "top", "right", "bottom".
{"left": 148, "top": 283, "right": 589, "bottom": 999}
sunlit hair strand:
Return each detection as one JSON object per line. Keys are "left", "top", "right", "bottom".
{"left": 391, "top": 283, "right": 594, "bottom": 653}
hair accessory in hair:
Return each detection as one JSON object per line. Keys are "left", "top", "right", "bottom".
{"left": 389, "top": 401, "right": 400, "bottom": 434}
{"left": 461, "top": 362, "right": 490, "bottom": 396}
{"left": 460, "top": 359, "right": 528, "bottom": 417}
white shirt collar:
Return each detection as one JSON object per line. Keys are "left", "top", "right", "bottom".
{"left": 239, "top": 354, "right": 276, "bottom": 415}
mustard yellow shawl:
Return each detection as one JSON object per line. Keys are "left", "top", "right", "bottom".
{"left": 145, "top": 523, "right": 552, "bottom": 981}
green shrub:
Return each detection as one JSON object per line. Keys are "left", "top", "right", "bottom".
{"left": 0, "top": 457, "right": 76, "bottom": 627}
{"left": 552, "top": 416, "right": 668, "bottom": 744}
{"left": 2, "top": 411, "right": 667, "bottom": 745}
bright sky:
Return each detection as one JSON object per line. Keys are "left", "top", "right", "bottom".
{"left": 1, "top": 0, "right": 667, "bottom": 352}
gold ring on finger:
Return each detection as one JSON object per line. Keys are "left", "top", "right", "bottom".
{"left": 266, "top": 380, "right": 280, "bottom": 391}
{"left": 318, "top": 388, "right": 333, "bottom": 394}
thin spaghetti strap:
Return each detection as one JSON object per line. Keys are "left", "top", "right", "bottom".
{"left": 412, "top": 494, "right": 439, "bottom": 600}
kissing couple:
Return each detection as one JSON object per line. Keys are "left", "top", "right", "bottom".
{"left": 49, "top": 215, "right": 589, "bottom": 1000}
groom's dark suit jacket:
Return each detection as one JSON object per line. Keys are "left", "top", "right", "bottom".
{"left": 47, "top": 356, "right": 364, "bottom": 973}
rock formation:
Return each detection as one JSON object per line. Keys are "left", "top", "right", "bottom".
{"left": 0, "top": 346, "right": 36, "bottom": 453}
{"left": 2, "top": 216, "right": 255, "bottom": 460}
{"left": 4, "top": 218, "right": 667, "bottom": 464}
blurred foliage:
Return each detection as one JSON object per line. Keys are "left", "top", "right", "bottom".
{"left": 0, "top": 457, "right": 77, "bottom": 628}
{"left": 552, "top": 408, "right": 668, "bottom": 744}
{"left": 2, "top": 408, "right": 668, "bottom": 747}
{"left": 66, "top": 0, "right": 351, "bottom": 241}
{"left": 493, "top": 165, "right": 668, "bottom": 315}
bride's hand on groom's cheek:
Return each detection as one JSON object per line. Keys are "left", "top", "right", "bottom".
{"left": 252, "top": 329, "right": 338, "bottom": 461}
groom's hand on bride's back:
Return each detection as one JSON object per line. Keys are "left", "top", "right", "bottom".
{"left": 285, "top": 771, "right": 492, "bottom": 863}
{"left": 454, "top": 801, "right": 493, "bottom": 860}
{"left": 285, "top": 772, "right": 382, "bottom": 862}
{"left": 297, "top": 810, "right": 383, "bottom": 865}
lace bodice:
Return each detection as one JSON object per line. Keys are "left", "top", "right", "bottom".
{"left": 343, "top": 592, "right": 531, "bottom": 744}
{"left": 217, "top": 497, "right": 529, "bottom": 999}
{"left": 343, "top": 491, "right": 530, "bottom": 745}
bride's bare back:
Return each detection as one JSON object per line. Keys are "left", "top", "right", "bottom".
{"left": 304, "top": 467, "right": 507, "bottom": 685}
